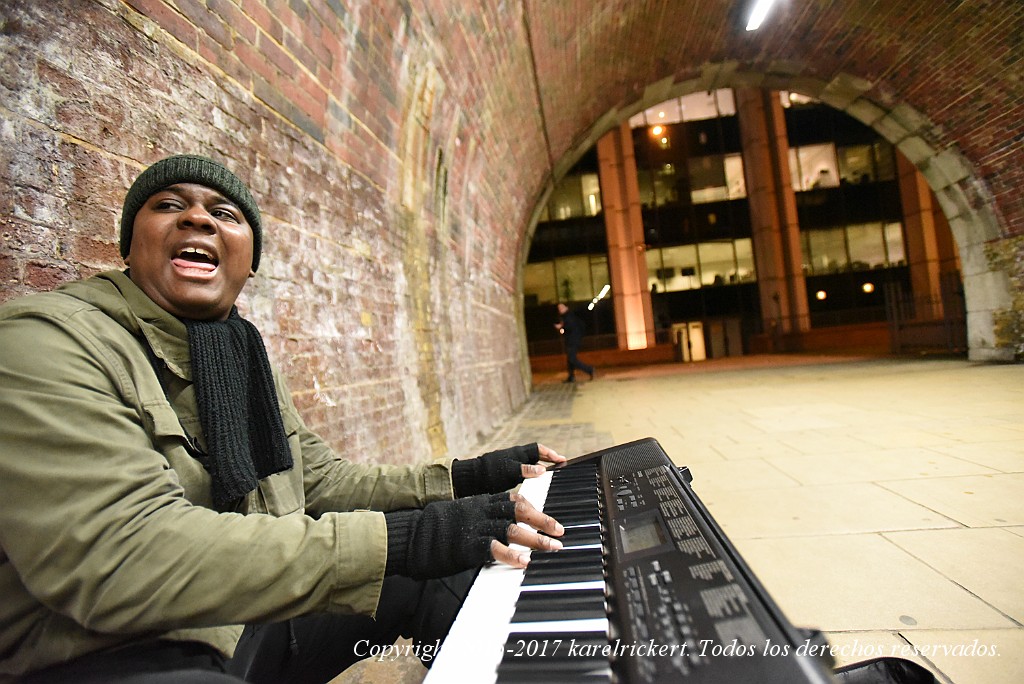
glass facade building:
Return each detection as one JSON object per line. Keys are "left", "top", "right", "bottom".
{"left": 524, "top": 89, "right": 957, "bottom": 356}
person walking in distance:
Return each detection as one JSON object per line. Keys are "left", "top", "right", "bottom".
{"left": 554, "top": 302, "right": 595, "bottom": 383}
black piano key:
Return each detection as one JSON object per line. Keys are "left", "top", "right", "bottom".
{"left": 546, "top": 507, "right": 598, "bottom": 520}
{"left": 544, "top": 489, "right": 598, "bottom": 502}
{"left": 545, "top": 482, "right": 598, "bottom": 495}
{"left": 546, "top": 479, "right": 597, "bottom": 492}
{"left": 522, "top": 567, "right": 603, "bottom": 585}
{"left": 545, "top": 485, "right": 598, "bottom": 498}
{"left": 528, "top": 547, "right": 602, "bottom": 565}
{"left": 510, "top": 588, "right": 606, "bottom": 622}
{"left": 549, "top": 513, "right": 600, "bottom": 527}
{"left": 543, "top": 494, "right": 598, "bottom": 507}
{"left": 523, "top": 568, "right": 603, "bottom": 584}
{"left": 557, "top": 526, "right": 601, "bottom": 546}
{"left": 524, "top": 552, "right": 602, "bottom": 578}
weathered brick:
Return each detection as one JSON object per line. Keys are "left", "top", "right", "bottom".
{"left": 1, "top": 0, "right": 1021, "bottom": 460}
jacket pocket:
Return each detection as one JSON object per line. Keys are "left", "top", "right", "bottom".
{"left": 254, "top": 409, "right": 305, "bottom": 516}
{"left": 142, "top": 401, "right": 215, "bottom": 507}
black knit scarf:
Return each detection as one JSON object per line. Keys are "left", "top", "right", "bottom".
{"left": 184, "top": 308, "right": 293, "bottom": 510}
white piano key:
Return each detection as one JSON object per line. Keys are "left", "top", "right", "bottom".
{"left": 518, "top": 470, "right": 552, "bottom": 507}
{"left": 502, "top": 617, "right": 610, "bottom": 634}
{"left": 518, "top": 580, "right": 605, "bottom": 593}
{"left": 550, "top": 543, "right": 600, "bottom": 550}
{"left": 425, "top": 473, "right": 554, "bottom": 683}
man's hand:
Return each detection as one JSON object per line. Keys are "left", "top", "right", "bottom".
{"left": 520, "top": 443, "right": 567, "bottom": 479}
{"left": 489, "top": 491, "right": 564, "bottom": 568}
{"left": 451, "top": 442, "right": 567, "bottom": 496}
{"left": 384, "top": 492, "right": 564, "bottom": 579}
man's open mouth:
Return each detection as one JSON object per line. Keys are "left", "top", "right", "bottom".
{"left": 172, "top": 246, "right": 219, "bottom": 273}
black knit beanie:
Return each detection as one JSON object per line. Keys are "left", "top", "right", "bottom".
{"left": 120, "top": 154, "right": 264, "bottom": 272}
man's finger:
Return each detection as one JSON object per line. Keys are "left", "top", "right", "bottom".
{"left": 537, "top": 444, "right": 567, "bottom": 464}
{"left": 507, "top": 522, "right": 563, "bottom": 552}
{"left": 490, "top": 539, "right": 529, "bottom": 568}
{"left": 509, "top": 492, "right": 563, "bottom": 537}
{"left": 521, "top": 463, "right": 548, "bottom": 479}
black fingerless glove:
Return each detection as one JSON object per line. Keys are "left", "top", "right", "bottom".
{"left": 383, "top": 493, "right": 517, "bottom": 580}
{"left": 450, "top": 443, "right": 540, "bottom": 497}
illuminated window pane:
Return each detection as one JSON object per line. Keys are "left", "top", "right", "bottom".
{"left": 523, "top": 262, "right": 557, "bottom": 304}
{"left": 554, "top": 256, "right": 592, "bottom": 301}
{"left": 698, "top": 241, "right": 736, "bottom": 286}
{"left": 791, "top": 144, "right": 839, "bottom": 191}
{"left": 646, "top": 249, "right": 666, "bottom": 291}
{"left": 714, "top": 89, "right": 736, "bottom": 117}
{"left": 679, "top": 91, "right": 720, "bottom": 122}
{"left": 581, "top": 173, "right": 602, "bottom": 216}
{"left": 725, "top": 154, "right": 746, "bottom": 198}
{"left": 658, "top": 245, "right": 700, "bottom": 292}
{"left": 884, "top": 222, "right": 906, "bottom": 265}
{"left": 805, "top": 227, "right": 848, "bottom": 273}
{"left": 689, "top": 155, "right": 728, "bottom": 204}
{"left": 837, "top": 145, "right": 875, "bottom": 184}
{"left": 734, "top": 238, "right": 756, "bottom": 282}
{"left": 548, "top": 175, "right": 584, "bottom": 220}
{"left": 788, "top": 148, "right": 803, "bottom": 191}
{"left": 800, "top": 232, "right": 813, "bottom": 273}
{"left": 590, "top": 255, "right": 609, "bottom": 298}
{"left": 847, "top": 223, "right": 886, "bottom": 270}
{"left": 643, "top": 99, "right": 682, "bottom": 126}
{"left": 633, "top": 90, "right": 736, "bottom": 127}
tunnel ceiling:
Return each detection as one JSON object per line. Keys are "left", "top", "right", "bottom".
{"left": 462, "top": 0, "right": 1022, "bottom": 244}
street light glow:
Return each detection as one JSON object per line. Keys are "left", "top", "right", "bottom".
{"left": 746, "top": 0, "right": 777, "bottom": 31}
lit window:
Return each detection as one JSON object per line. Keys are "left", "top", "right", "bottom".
{"left": 789, "top": 144, "right": 840, "bottom": 191}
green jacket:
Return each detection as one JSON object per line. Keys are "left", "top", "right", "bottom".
{"left": 0, "top": 271, "right": 455, "bottom": 680}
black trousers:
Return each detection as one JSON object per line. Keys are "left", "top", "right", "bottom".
{"left": 565, "top": 345, "right": 593, "bottom": 379}
{"left": 21, "top": 571, "right": 476, "bottom": 684}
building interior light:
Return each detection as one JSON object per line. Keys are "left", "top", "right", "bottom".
{"left": 862, "top": 282, "right": 875, "bottom": 293}
{"left": 745, "top": 0, "right": 777, "bottom": 31}
{"left": 651, "top": 125, "right": 664, "bottom": 136}
{"left": 816, "top": 290, "right": 827, "bottom": 301}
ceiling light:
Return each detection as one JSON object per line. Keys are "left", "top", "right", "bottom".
{"left": 746, "top": 0, "right": 777, "bottom": 31}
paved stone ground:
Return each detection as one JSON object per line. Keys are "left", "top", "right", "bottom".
{"left": 335, "top": 354, "right": 1024, "bottom": 684}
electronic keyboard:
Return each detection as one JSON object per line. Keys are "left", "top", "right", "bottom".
{"left": 425, "top": 437, "right": 836, "bottom": 683}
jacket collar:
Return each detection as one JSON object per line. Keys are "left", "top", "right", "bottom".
{"left": 58, "top": 270, "right": 192, "bottom": 380}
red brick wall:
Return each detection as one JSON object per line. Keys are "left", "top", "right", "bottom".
{"left": 1, "top": 0, "right": 1021, "bottom": 465}
{"left": 0, "top": 0, "right": 536, "bottom": 462}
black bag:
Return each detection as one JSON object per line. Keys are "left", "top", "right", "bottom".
{"left": 835, "top": 657, "right": 936, "bottom": 683}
